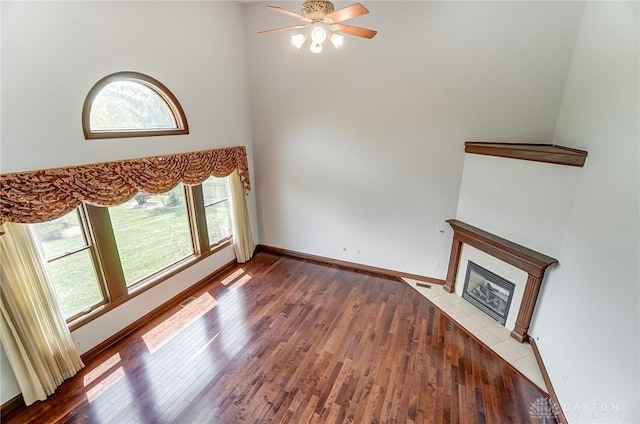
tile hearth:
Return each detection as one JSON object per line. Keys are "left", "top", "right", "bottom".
{"left": 403, "top": 278, "right": 547, "bottom": 393}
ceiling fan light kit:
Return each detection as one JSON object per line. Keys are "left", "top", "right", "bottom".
{"left": 259, "top": 1, "right": 377, "bottom": 54}
{"left": 311, "top": 23, "right": 328, "bottom": 44}
{"left": 291, "top": 33, "right": 307, "bottom": 49}
{"left": 329, "top": 33, "right": 344, "bottom": 49}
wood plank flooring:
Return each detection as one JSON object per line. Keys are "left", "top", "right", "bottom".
{"left": 3, "top": 252, "right": 555, "bottom": 423}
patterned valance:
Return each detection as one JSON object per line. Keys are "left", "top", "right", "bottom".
{"left": 0, "top": 146, "right": 250, "bottom": 225}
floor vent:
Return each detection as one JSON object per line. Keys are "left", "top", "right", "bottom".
{"left": 180, "top": 296, "right": 197, "bottom": 307}
{"left": 416, "top": 282, "right": 432, "bottom": 289}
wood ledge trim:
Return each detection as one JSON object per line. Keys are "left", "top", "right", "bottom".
{"left": 446, "top": 219, "right": 557, "bottom": 278}
{"left": 465, "top": 141, "right": 588, "bottom": 167}
{"left": 257, "top": 244, "right": 445, "bottom": 286}
{"left": 0, "top": 396, "right": 23, "bottom": 418}
{"left": 529, "top": 338, "right": 568, "bottom": 424}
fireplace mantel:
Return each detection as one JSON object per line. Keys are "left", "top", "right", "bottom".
{"left": 444, "top": 219, "right": 558, "bottom": 342}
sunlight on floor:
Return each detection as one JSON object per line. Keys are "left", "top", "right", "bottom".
{"left": 221, "top": 269, "right": 244, "bottom": 285}
{"left": 83, "top": 353, "right": 121, "bottom": 386}
{"left": 81, "top": 269, "right": 254, "bottom": 409}
{"left": 85, "top": 366, "right": 125, "bottom": 403}
{"left": 188, "top": 331, "right": 220, "bottom": 363}
{"left": 142, "top": 292, "right": 218, "bottom": 354}
{"left": 218, "top": 289, "right": 250, "bottom": 358}
{"left": 137, "top": 321, "right": 223, "bottom": 422}
{"left": 221, "top": 267, "right": 253, "bottom": 290}
{"left": 83, "top": 352, "right": 129, "bottom": 405}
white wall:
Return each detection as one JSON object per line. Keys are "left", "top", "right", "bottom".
{"left": 244, "top": 1, "right": 584, "bottom": 278}
{"left": 457, "top": 154, "right": 582, "bottom": 258}
{"left": 539, "top": 2, "right": 639, "bottom": 422}
{"left": 1, "top": 1, "right": 253, "bottom": 172}
{"left": 0, "top": 344, "right": 20, "bottom": 404}
{"left": 1, "top": 1, "right": 256, "bottom": 404}
{"left": 455, "top": 2, "right": 639, "bottom": 422}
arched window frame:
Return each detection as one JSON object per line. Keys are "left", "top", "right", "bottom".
{"left": 82, "top": 71, "right": 189, "bottom": 139}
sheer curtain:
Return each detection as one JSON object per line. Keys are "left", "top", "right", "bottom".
{"left": 0, "top": 222, "right": 84, "bottom": 405}
{"left": 228, "top": 168, "right": 255, "bottom": 263}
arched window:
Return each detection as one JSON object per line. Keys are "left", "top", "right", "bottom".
{"left": 82, "top": 72, "right": 189, "bottom": 139}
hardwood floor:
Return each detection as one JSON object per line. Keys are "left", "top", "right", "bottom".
{"left": 3, "top": 252, "right": 555, "bottom": 423}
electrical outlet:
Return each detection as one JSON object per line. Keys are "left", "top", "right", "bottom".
{"left": 75, "top": 340, "right": 81, "bottom": 348}
{"left": 562, "top": 374, "right": 568, "bottom": 384}
{"left": 434, "top": 262, "right": 440, "bottom": 269}
{"left": 356, "top": 248, "right": 361, "bottom": 254}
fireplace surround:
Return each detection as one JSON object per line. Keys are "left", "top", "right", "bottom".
{"left": 444, "top": 219, "right": 558, "bottom": 342}
{"left": 462, "top": 261, "right": 516, "bottom": 325}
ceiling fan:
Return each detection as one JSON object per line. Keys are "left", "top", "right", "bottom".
{"left": 258, "top": 1, "right": 377, "bottom": 53}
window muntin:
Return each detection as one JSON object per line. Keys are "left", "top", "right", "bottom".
{"left": 29, "top": 179, "right": 235, "bottom": 326}
{"left": 108, "top": 185, "right": 194, "bottom": 286}
{"left": 202, "top": 177, "right": 232, "bottom": 246}
{"left": 32, "top": 210, "right": 105, "bottom": 319}
{"left": 82, "top": 72, "right": 189, "bottom": 139}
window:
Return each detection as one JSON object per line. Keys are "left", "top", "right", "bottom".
{"left": 32, "top": 210, "right": 105, "bottom": 319}
{"left": 82, "top": 72, "right": 189, "bottom": 139}
{"left": 29, "top": 178, "right": 232, "bottom": 325}
{"left": 109, "top": 185, "right": 194, "bottom": 286}
{"left": 201, "top": 177, "right": 232, "bottom": 246}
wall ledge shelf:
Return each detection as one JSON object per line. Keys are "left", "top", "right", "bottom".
{"left": 464, "top": 142, "right": 588, "bottom": 167}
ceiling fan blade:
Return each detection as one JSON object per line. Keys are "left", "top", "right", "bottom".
{"left": 332, "top": 23, "right": 377, "bottom": 39}
{"left": 258, "top": 25, "right": 308, "bottom": 35}
{"left": 326, "top": 3, "right": 369, "bottom": 23}
{"left": 266, "top": 5, "right": 312, "bottom": 22}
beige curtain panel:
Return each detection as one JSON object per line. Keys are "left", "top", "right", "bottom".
{"left": 0, "top": 146, "right": 250, "bottom": 225}
{"left": 228, "top": 168, "right": 256, "bottom": 263}
{"left": 0, "top": 222, "right": 84, "bottom": 405}
{"left": 0, "top": 146, "right": 255, "bottom": 405}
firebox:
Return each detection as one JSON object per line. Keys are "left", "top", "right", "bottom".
{"left": 462, "top": 261, "right": 515, "bottom": 325}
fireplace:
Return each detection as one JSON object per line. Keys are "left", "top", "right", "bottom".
{"left": 462, "top": 261, "right": 515, "bottom": 325}
{"left": 444, "top": 219, "right": 558, "bottom": 342}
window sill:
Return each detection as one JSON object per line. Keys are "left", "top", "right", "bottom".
{"left": 68, "top": 238, "right": 233, "bottom": 331}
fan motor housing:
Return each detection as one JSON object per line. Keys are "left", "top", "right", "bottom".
{"left": 302, "top": 1, "right": 335, "bottom": 19}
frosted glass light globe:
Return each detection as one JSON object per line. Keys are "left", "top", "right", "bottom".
{"left": 311, "top": 25, "right": 327, "bottom": 44}
{"left": 310, "top": 41, "right": 323, "bottom": 54}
